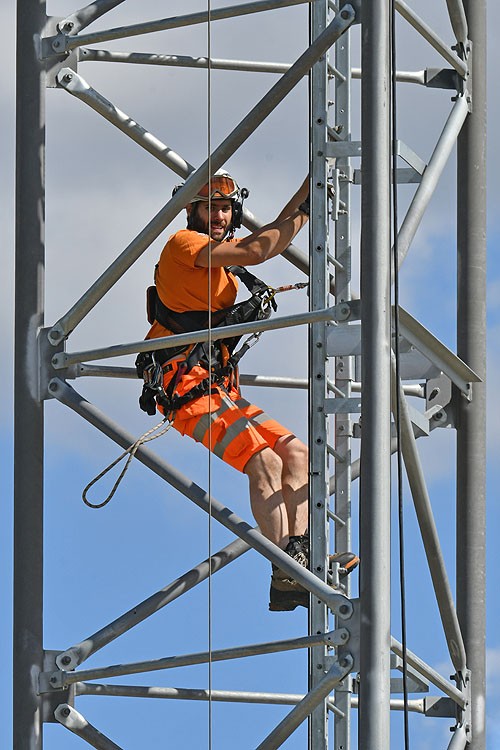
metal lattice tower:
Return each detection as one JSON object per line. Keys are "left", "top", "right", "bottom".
{"left": 14, "top": 0, "right": 486, "bottom": 748}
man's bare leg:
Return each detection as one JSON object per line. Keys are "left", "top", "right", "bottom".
{"left": 273, "top": 435, "right": 309, "bottom": 537}
{"left": 244, "top": 448, "right": 288, "bottom": 548}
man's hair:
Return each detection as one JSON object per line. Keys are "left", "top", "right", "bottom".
{"left": 186, "top": 201, "right": 200, "bottom": 231}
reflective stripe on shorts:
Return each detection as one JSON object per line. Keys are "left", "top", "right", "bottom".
{"left": 172, "top": 385, "right": 294, "bottom": 473}
{"left": 191, "top": 395, "right": 234, "bottom": 443}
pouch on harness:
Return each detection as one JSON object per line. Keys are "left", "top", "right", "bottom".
{"left": 136, "top": 265, "right": 277, "bottom": 417}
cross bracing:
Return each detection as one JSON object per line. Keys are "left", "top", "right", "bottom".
{"left": 14, "top": 0, "right": 486, "bottom": 748}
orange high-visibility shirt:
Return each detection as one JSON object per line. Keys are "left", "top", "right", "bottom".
{"left": 146, "top": 229, "right": 239, "bottom": 340}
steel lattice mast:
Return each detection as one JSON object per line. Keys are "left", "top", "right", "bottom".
{"left": 14, "top": 1, "right": 486, "bottom": 748}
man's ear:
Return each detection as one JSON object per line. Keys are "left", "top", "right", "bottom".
{"left": 185, "top": 203, "right": 192, "bottom": 217}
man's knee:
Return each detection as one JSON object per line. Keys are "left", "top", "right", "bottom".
{"left": 274, "top": 435, "right": 308, "bottom": 471}
{"left": 244, "top": 447, "right": 283, "bottom": 486}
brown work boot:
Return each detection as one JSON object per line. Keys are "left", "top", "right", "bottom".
{"left": 268, "top": 535, "right": 359, "bottom": 612}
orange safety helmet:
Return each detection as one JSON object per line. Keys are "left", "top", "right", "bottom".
{"left": 174, "top": 169, "right": 249, "bottom": 231}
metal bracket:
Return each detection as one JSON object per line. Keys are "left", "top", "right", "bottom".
{"left": 325, "top": 141, "right": 362, "bottom": 159}
{"left": 337, "top": 598, "right": 360, "bottom": 671}
{"left": 426, "top": 402, "right": 455, "bottom": 430}
{"left": 395, "top": 140, "right": 426, "bottom": 176}
{"left": 340, "top": 0, "right": 362, "bottom": 24}
{"left": 40, "top": 651, "right": 75, "bottom": 720}
{"left": 38, "top": 328, "right": 77, "bottom": 401}
{"left": 426, "top": 372, "right": 452, "bottom": 412}
{"left": 353, "top": 167, "right": 422, "bottom": 185}
{"left": 39, "top": 17, "right": 78, "bottom": 87}
{"left": 425, "top": 67, "right": 459, "bottom": 90}
{"left": 396, "top": 307, "right": 480, "bottom": 399}
{"left": 452, "top": 41, "right": 472, "bottom": 111}
{"left": 454, "top": 669, "right": 472, "bottom": 740}
{"left": 324, "top": 397, "right": 362, "bottom": 414}
{"left": 423, "top": 696, "right": 457, "bottom": 718}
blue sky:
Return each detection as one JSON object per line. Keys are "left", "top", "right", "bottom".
{"left": 1, "top": 1, "right": 499, "bottom": 748}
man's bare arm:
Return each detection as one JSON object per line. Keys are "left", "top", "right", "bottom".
{"left": 195, "top": 178, "right": 309, "bottom": 268}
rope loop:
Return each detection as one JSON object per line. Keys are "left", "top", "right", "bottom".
{"left": 82, "top": 418, "right": 173, "bottom": 509}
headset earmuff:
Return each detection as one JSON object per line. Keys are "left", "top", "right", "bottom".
{"left": 231, "top": 187, "right": 249, "bottom": 230}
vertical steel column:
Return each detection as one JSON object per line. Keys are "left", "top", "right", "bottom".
{"left": 333, "top": 20, "right": 353, "bottom": 750}
{"left": 308, "top": 1, "right": 330, "bottom": 748}
{"left": 456, "top": 1, "right": 486, "bottom": 747}
{"left": 358, "top": 0, "right": 392, "bottom": 747}
{"left": 14, "top": 1, "right": 46, "bottom": 748}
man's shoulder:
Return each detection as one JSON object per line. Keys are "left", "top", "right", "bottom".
{"left": 160, "top": 228, "right": 209, "bottom": 269}
{"left": 169, "top": 228, "right": 208, "bottom": 243}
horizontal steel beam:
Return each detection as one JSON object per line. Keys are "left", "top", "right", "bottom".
{"left": 75, "top": 683, "right": 345, "bottom": 718}
{"left": 79, "top": 48, "right": 291, "bottom": 74}
{"left": 48, "top": 9, "right": 354, "bottom": 345}
{"left": 44, "top": 630, "right": 348, "bottom": 689}
{"left": 352, "top": 67, "right": 426, "bottom": 85}
{"left": 74, "top": 682, "right": 430, "bottom": 714}
{"left": 53, "top": 0, "right": 321, "bottom": 53}
{"left": 50, "top": 303, "right": 356, "bottom": 369}
{"left": 74, "top": 365, "right": 425, "bottom": 397}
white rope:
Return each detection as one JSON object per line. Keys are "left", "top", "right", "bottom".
{"left": 207, "top": 2, "right": 213, "bottom": 748}
{"left": 82, "top": 418, "right": 172, "bottom": 509}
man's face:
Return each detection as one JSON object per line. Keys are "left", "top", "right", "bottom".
{"left": 186, "top": 199, "right": 233, "bottom": 241}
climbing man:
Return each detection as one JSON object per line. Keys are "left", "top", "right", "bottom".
{"left": 138, "top": 170, "right": 358, "bottom": 610}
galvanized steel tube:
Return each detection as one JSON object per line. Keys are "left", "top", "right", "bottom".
{"left": 51, "top": 304, "right": 350, "bottom": 368}
{"left": 445, "top": 0, "right": 468, "bottom": 44}
{"left": 359, "top": 0, "right": 392, "bottom": 745}
{"left": 80, "top": 48, "right": 291, "bottom": 74}
{"left": 14, "top": 1, "right": 45, "bottom": 747}
{"left": 53, "top": 632, "right": 340, "bottom": 686}
{"left": 76, "top": 683, "right": 345, "bottom": 717}
{"left": 456, "top": 1, "right": 487, "bottom": 746}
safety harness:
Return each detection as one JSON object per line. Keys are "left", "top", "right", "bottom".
{"left": 136, "top": 265, "right": 279, "bottom": 418}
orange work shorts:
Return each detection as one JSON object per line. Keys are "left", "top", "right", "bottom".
{"left": 162, "top": 363, "right": 293, "bottom": 473}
